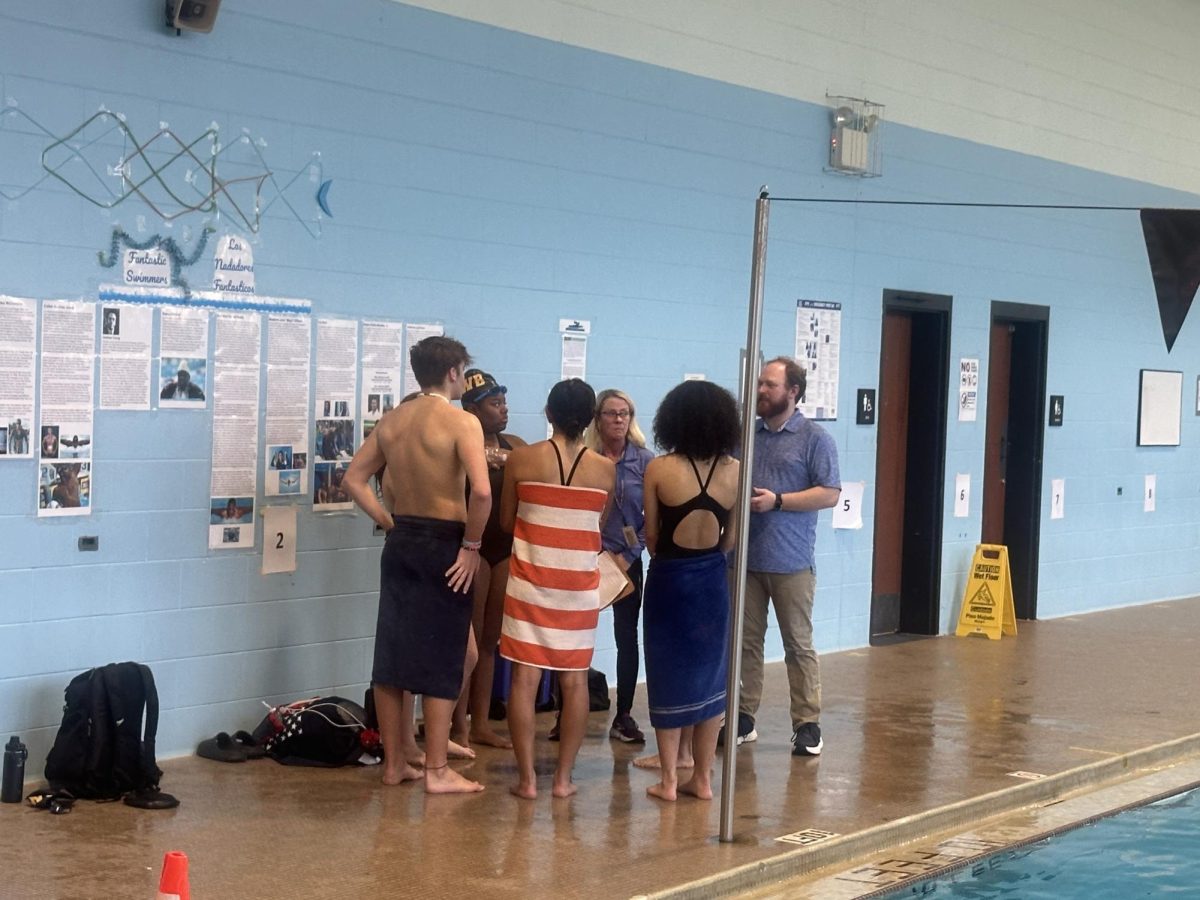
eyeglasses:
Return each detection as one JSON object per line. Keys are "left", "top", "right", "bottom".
{"left": 600, "top": 410, "right": 630, "bottom": 420}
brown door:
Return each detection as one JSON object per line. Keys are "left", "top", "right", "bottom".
{"left": 981, "top": 303, "right": 1049, "bottom": 620}
{"left": 981, "top": 322, "right": 1011, "bottom": 544}
{"left": 871, "top": 291, "right": 951, "bottom": 641}
{"left": 870, "top": 311, "right": 910, "bottom": 636}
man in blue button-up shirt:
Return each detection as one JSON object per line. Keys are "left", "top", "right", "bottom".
{"left": 730, "top": 357, "right": 840, "bottom": 757}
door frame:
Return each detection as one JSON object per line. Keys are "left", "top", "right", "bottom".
{"left": 987, "top": 300, "right": 1049, "bottom": 619}
{"left": 874, "top": 289, "right": 952, "bottom": 637}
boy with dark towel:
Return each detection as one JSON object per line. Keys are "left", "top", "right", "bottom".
{"left": 344, "top": 336, "right": 491, "bottom": 794}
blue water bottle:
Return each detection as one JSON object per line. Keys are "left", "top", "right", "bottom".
{"left": 2, "top": 736, "right": 27, "bottom": 803}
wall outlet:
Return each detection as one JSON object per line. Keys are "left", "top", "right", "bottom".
{"left": 78, "top": 536, "right": 99, "bottom": 551}
{"left": 1116, "top": 486, "right": 1123, "bottom": 496}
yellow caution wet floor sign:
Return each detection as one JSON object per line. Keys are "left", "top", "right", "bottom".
{"left": 955, "top": 544, "right": 1017, "bottom": 640}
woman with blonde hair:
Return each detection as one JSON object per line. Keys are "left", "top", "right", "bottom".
{"left": 584, "top": 388, "right": 655, "bottom": 743}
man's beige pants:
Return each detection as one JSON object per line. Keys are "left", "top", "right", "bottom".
{"left": 737, "top": 568, "right": 820, "bottom": 728}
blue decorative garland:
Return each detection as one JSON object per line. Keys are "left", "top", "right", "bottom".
{"left": 97, "top": 226, "right": 215, "bottom": 297}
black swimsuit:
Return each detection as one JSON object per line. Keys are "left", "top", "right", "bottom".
{"left": 549, "top": 441, "right": 587, "bottom": 487}
{"left": 477, "top": 434, "right": 514, "bottom": 566}
{"left": 655, "top": 458, "right": 731, "bottom": 559}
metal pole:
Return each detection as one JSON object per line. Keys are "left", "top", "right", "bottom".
{"left": 719, "top": 189, "right": 769, "bottom": 842}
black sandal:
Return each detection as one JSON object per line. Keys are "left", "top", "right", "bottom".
{"left": 123, "top": 787, "right": 180, "bottom": 810}
{"left": 26, "top": 789, "right": 76, "bottom": 814}
{"left": 233, "top": 730, "right": 267, "bottom": 759}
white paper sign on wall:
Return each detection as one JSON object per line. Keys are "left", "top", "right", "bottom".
{"left": 831, "top": 481, "right": 864, "bottom": 530}
{"left": 262, "top": 505, "right": 297, "bottom": 574}
{"left": 214, "top": 234, "right": 256, "bottom": 294}
{"left": 954, "top": 473, "right": 970, "bottom": 518}
{"left": 958, "top": 358, "right": 978, "bottom": 422}
{"left": 1050, "top": 478, "right": 1065, "bottom": 520}
{"left": 122, "top": 247, "right": 171, "bottom": 288}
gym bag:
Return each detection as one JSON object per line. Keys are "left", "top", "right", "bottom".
{"left": 253, "top": 696, "right": 379, "bottom": 767}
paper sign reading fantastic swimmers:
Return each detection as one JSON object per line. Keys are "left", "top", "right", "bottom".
{"left": 122, "top": 247, "right": 171, "bottom": 288}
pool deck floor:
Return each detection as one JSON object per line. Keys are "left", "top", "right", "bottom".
{"left": 2, "top": 596, "right": 1198, "bottom": 899}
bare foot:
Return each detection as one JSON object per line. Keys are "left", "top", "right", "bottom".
{"left": 647, "top": 782, "right": 677, "bottom": 801}
{"left": 677, "top": 777, "right": 713, "bottom": 800}
{"left": 551, "top": 780, "right": 578, "bottom": 799}
{"left": 424, "top": 766, "right": 484, "bottom": 794}
{"left": 381, "top": 763, "right": 423, "bottom": 785}
{"left": 446, "top": 739, "right": 477, "bottom": 760}
{"left": 633, "top": 753, "right": 694, "bottom": 770}
{"left": 510, "top": 781, "right": 537, "bottom": 800}
{"left": 469, "top": 728, "right": 513, "bottom": 749}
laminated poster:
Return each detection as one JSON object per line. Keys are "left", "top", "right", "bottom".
{"left": 159, "top": 307, "right": 210, "bottom": 409}
{"left": 795, "top": 300, "right": 841, "bottom": 420}
{"left": 361, "top": 320, "right": 402, "bottom": 444}
{"left": 99, "top": 303, "right": 153, "bottom": 410}
{"left": 314, "top": 318, "right": 358, "bottom": 511}
{"left": 0, "top": 296, "right": 37, "bottom": 461}
{"left": 403, "top": 323, "right": 443, "bottom": 397}
{"left": 38, "top": 301, "right": 95, "bottom": 517}
{"left": 208, "top": 311, "right": 261, "bottom": 549}
{"left": 264, "top": 313, "right": 312, "bottom": 498}
{"left": 561, "top": 335, "right": 587, "bottom": 380}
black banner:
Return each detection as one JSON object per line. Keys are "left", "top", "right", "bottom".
{"left": 1140, "top": 208, "right": 1200, "bottom": 352}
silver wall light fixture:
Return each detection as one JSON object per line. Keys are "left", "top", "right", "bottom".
{"left": 827, "top": 95, "right": 884, "bottom": 177}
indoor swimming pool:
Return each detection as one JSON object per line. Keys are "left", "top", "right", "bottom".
{"left": 882, "top": 786, "right": 1199, "bottom": 898}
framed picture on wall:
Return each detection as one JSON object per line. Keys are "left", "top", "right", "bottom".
{"left": 1137, "top": 369, "right": 1183, "bottom": 446}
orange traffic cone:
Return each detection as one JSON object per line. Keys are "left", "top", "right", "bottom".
{"left": 156, "top": 850, "right": 189, "bottom": 900}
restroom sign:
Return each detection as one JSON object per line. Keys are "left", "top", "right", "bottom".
{"left": 955, "top": 544, "right": 1017, "bottom": 640}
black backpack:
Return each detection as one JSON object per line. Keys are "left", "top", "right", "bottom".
{"left": 44, "top": 662, "right": 164, "bottom": 799}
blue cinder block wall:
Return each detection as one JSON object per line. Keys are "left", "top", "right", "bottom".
{"left": 0, "top": 0, "right": 1196, "bottom": 767}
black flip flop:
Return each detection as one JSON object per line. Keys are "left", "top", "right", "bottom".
{"left": 197, "top": 731, "right": 248, "bottom": 762}
{"left": 232, "top": 730, "right": 267, "bottom": 759}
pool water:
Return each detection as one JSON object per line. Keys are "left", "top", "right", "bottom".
{"left": 884, "top": 786, "right": 1199, "bottom": 898}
